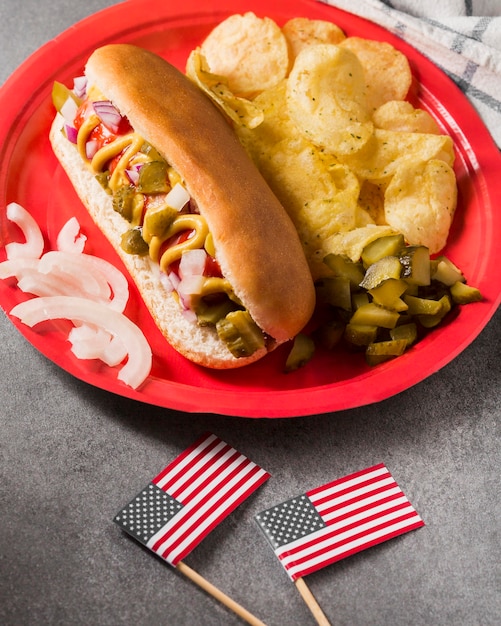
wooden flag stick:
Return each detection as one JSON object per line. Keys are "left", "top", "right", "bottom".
{"left": 176, "top": 561, "right": 267, "bottom": 626}
{"left": 294, "top": 577, "right": 332, "bottom": 626}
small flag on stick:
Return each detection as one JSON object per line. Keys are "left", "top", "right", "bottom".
{"left": 114, "top": 432, "right": 270, "bottom": 625}
{"left": 255, "top": 463, "right": 424, "bottom": 625}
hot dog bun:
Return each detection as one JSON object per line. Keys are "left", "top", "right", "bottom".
{"left": 50, "top": 44, "right": 315, "bottom": 368}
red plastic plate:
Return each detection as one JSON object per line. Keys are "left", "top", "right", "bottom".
{"left": 0, "top": 0, "right": 500, "bottom": 417}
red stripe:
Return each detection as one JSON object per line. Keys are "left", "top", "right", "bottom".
{"left": 168, "top": 464, "right": 267, "bottom": 564}
{"left": 306, "top": 463, "right": 387, "bottom": 499}
{"left": 152, "top": 432, "right": 214, "bottom": 485}
{"left": 283, "top": 500, "right": 416, "bottom": 558}
{"left": 170, "top": 446, "right": 239, "bottom": 502}
{"left": 153, "top": 435, "right": 224, "bottom": 494}
{"left": 321, "top": 485, "right": 402, "bottom": 523}
{"left": 151, "top": 455, "right": 254, "bottom": 554}
{"left": 290, "top": 518, "right": 425, "bottom": 580}
{"left": 285, "top": 510, "right": 422, "bottom": 572}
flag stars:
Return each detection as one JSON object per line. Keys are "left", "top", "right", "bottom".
{"left": 113, "top": 483, "right": 184, "bottom": 546}
{"left": 256, "top": 494, "right": 326, "bottom": 549}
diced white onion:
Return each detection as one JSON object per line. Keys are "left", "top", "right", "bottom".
{"left": 5, "top": 202, "right": 45, "bottom": 260}
{"left": 86, "top": 139, "right": 99, "bottom": 160}
{"left": 179, "top": 248, "right": 207, "bottom": 279}
{"left": 57, "top": 217, "right": 87, "bottom": 254}
{"left": 60, "top": 96, "right": 79, "bottom": 125}
{"left": 165, "top": 183, "right": 190, "bottom": 211}
{"left": 10, "top": 296, "right": 152, "bottom": 389}
{"left": 73, "top": 76, "right": 87, "bottom": 99}
{"left": 177, "top": 274, "right": 206, "bottom": 297}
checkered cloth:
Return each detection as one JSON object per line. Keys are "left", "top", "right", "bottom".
{"left": 318, "top": 0, "right": 501, "bottom": 148}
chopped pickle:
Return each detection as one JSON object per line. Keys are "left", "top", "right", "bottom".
{"left": 390, "top": 323, "right": 417, "bottom": 346}
{"left": 95, "top": 171, "right": 111, "bottom": 193}
{"left": 143, "top": 204, "right": 179, "bottom": 239}
{"left": 216, "top": 310, "right": 265, "bottom": 358}
{"left": 315, "top": 277, "right": 352, "bottom": 311}
{"left": 450, "top": 281, "right": 482, "bottom": 304}
{"left": 120, "top": 228, "right": 149, "bottom": 256}
{"left": 350, "top": 302, "right": 400, "bottom": 329}
{"left": 323, "top": 254, "right": 365, "bottom": 288}
{"left": 140, "top": 142, "right": 164, "bottom": 161}
{"left": 368, "top": 278, "right": 408, "bottom": 312}
{"left": 285, "top": 334, "right": 315, "bottom": 373}
{"left": 112, "top": 185, "right": 136, "bottom": 221}
{"left": 52, "top": 81, "right": 81, "bottom": 112}
{"left": 403, "top": 294, "right": 443, "bottom": 316}
{"left": 359, "top": 256, "right": 402, "bottom": 290}
{"left": 361, "top": 234, "right": 405, "bottom": 268}
{"left": 399, "top": 246, "right": 430, "bottom": 286}
{"left": 344, "top": 323, "right": 378, "bottom": 346}
{"left": 432, "top": 256, "right": 465, "bottom": 286}
{"left": 195, "top": 299, "right": 238, "bottom": 326}
{"left": 314, "top": 319, "right": 345, "bottom": 350}
{"left": 365, "top": 339, "right": 407, "bottom": 365}
{"left": 137, "top": 161, "right": 170, "bottom": 194}
{"left": 352, "top": 291, "right": 370, "bottom": 310}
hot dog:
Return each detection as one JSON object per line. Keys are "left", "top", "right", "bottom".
{"left": 49, "top": 44, "right": 315, "bottom": 369}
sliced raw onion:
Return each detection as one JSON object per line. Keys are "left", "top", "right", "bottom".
{"left": 179, "top": 248, "right": 207, "bottom": 279}
{"left": 38, "top": 251, "right": 111, "bottom": 301}
{"left": 38, "top": 251, "right": 129, "bottom": 312}
{"left": 10, "top": 296, "right": 152, "bottom": 389}
{"left": 5, "top": 202, "right": 44, "bottom": 260}
{"left": 0, "top": 258, "right": 40, "bottom": 281}
{"left": 165, "top": 183, "right": 190, "bottom": 211}
{"left": 17, "top": 268, "right": 75, "bottom": 298}
{"left": 68, "top": 324, "right": 127, "bottom": 367}
{"left": 78, "top": 254, "right": 129, "bottom": 312}
{"left": 93, "top": 100, "right": 122, "bottom": 134}
{"left": 57, "top": 217, "right": 87, "bottom": 254}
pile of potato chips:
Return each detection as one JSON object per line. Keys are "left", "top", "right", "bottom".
{"left": 186, "top": 13, "right": 457, "bottom": 280}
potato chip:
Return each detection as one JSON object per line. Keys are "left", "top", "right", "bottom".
{"left": 286, "top": 44, "right": 373, "bottom": 156}
{"left": 282, "top": 18, "right": 346, "bottom": 60}
{"left": 244, "top": 136, "right": 360, "bottom": 277}
{"left": 339, "top": 37, "right": 412, "bottom": 111}
{"left": 235, "top": 80, "right": 295, "bottom": 164}
{"left": 339, "top": 128, "right": 455, "bottom": 183}
{"left": 384, "top": 159, "right": 457, "bottom": 253}
{"left": 186, "top": 49, "right": 264, "bottom": 129}
{"left": 357, "top": 180, "right": 386, "bottom": 225}
{"left": 322, "top": 225, "right": 398, "bottom": 263}
{"left": 200, "top": 13, "right": 289, "bottom": 97}
{"left": 373, "top": 100, "right": 441, "bottom": 134}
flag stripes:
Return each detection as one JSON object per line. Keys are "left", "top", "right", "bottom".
{"left": 115, "top": 433, "right": 270, "bottom": 566}
{"left": 256, "top": 463, "right": 424, "bottom": 580}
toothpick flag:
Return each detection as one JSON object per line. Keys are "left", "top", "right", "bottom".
{"left": 114, "top": 432, "right": 270, "bottom": 566}
{"left": 255, "top": 463, "right": 424, "bottom": 581}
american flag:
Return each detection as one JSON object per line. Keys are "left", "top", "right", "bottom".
{"left": 114, "top": 432, "right": 270, "bottom": 566}
{"left": 255, "top": 463, "right": 424, "bottom": 580}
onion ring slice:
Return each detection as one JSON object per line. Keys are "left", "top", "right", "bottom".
{"left": 10, "top": 296, "right": 152, "bottom": 389}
